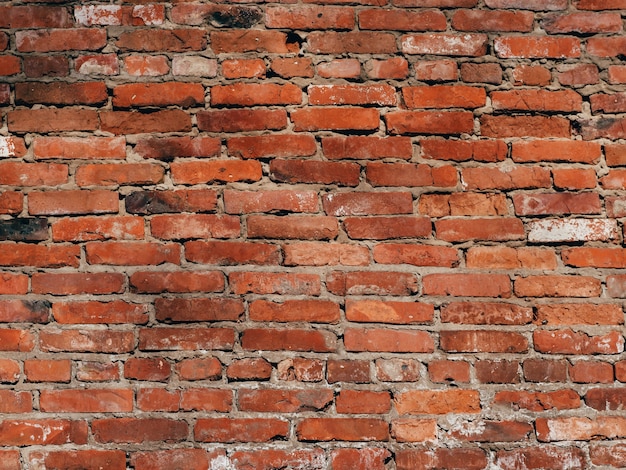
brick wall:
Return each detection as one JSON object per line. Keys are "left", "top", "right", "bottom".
{"left": 1, "top": 0, "right": 626, "bottom": 468}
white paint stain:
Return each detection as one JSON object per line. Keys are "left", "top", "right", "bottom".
{"left": 527, "top": 219, "right": 619, "bottom": 243}
{"left": 0, "top": 137, "right": 16, "bottom": 157}
{"left": 209, "top": 455, "right": 236, "bottom": 470}
{"left": 75, "top": 5, "right": 121, "bottom": 26}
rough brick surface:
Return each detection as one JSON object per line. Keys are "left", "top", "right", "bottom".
{"left": 1, "top": 1, "right": 625, "bottom": 467}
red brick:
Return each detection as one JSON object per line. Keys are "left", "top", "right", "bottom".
{"left": 0, "top": 162, "right": 67, "bottom": 187}
{"left": 296, "top": 418, "right": 389, "bottom": 442}
{"left": 494, "top": 36, "right": 580, "bottom": 58}
{"left": 278, "top": 358, "right": 324, "bottom": 382}
{"left": 323, "top": 136, "right": 412, "bottom": 160}
{"left": 404, "top": 85, "right": 486, "bottom": 109}
{"left": 553, "top": 168, "right": 596, "bottom": 189}
{"left": 28, "top": 450, "right": 126, "bottom": 470}
{"left": 515, "top": 275, "right": 602, "bottom": 298}
{"left": 591, "top": 92, "right": 626, "bottom": 114}
{"left": 230, "top": 272, "right": 320, "bottom": 295}
{"left": 386, "top": 111, "right": 474, "bottom": 135}
{"left": 423, "top": 273, "right": 511, "bottom": 297}
{"left": 170, "top": 4, "right": 260, "bottom": 27}
{"left": 124, "top": 55, "right": 169, "bottom": 76}
{"left": 452, "top": 9, "right": 533, "bottom": 31}
{"left": 308, "top": 31, "right": 396, "bottom": 54}
{"left": 52, "top": 216, "right": 143, "bottom": 242}
{"left": 562, "top": 248, "right": 626, "bottom": 269}
{"left": 0, "top": 420, "right": 87, "bottom": 446}
{"left": 76, "top": 362, "right": 119, "bottom": 382}
{"left": 40, "top": 330, "right": 134, "bottom": 353}
{"left": 16, "top": 82, "right": 107, "bottom": 106}
{"left": 247, "top": 215, "right": 338, "bottom": 240}
{"left": 177, "top": 357, "right": 222, "bottom": 381}
{"left": 100, "top": 110, "right": 192, "bottom": 134}
{"left": 0, "top": 56, "right": 21, "bottom": 76}
{"left": 228, "top": 135, "right": 316, "bottom": 159}
{"left": 224, "top": 189, "right": 317, "bottom": 214}
{"left": 124, "top": 358, "right": 170, "bottom": 382}
{"left": 8, "top": 108, "right": 98, "bottom": 133}
{"left": 513, "top": 193, "right": 601, "bottom": 216}
{"left": 336, "top": 390, "right": 390, "bottom": 414}
{"left": 93, "top": 418, "right": 188, "bottom": 444}
{"left": 529, "top": 219, "right": 618, "bottom": 243}
{"left": 570, "top": 361, "right": 614, "bottom": 384}
{"left": 435, "top": 218, "right": 525, "bottom": 242}
{"left": 185, "top": 240, "right": 279, "bottom": 266}
{"left": 491, "top": 89, "right": 582, "bottom": 112}
{"left": 75, "top": 54, "right": 119, "bottom": 75}
{"left": 460, "top": 62, "right": 502, "bottom": 84}
{"left": 0, "top": 299, "right": 48, "bottom": 323}
{"left": 468, "top": 246, "right": 557, "bottom": 270}
{"left": 198, "top": 109, "right": 287, "bottom": 132}
{"left": 395, "top": 390, "right": 480, "bottom": 415}
{"left": 249, "top": 300, "right": 340, "bottom": 323}
{"left": 582, "top": 117, "right": 626, "bottom": 140}
{"left": 181, "top": 389, "right": 232, "bottom": 412}
{"left": 117, "top": 29, "right": 206, "bottom": 52}
{"left": 534, "top": 329, "right": 624, "bottom": 355}
{"left": 0, "top": 193, "right": 22, "bottom": 215}
{"left": 440, "top": 331, "right": 528, "bottom": 353}
{"left": 0, "top": 274, "right": 29, "bottom": 295}
{"left": 113, "top": 83, "right": 204, "bottom": 108}
{"left": 0, "top": 391, "right": 31, "bottom": 413}
{"left": 222, "top": 58, "right": 265, "bottom": 79}
{"left": 266, "top": 5, "right": 355, "bottom": 29}
{"left": 609, "top": 65, "right": 626, "bottom": 84}
{"left": 135, "top": 137, "right": 219, "bottom": 161}
{"left": 270, "top": 159, "right": 360, "bottom": 186}
{"left": 393, "top": 0, "right": 477, "bottom": 5}
{"left": 401, "top": 33, "right": 488, "bottom": 56}
{"left": 309, "top": 84, "right": 395, "bottom": 106}
{"left": 86, "top": 241, "right": 180, "bottom": 266}
{"left": 32, "top": 272, "right": 124, "bottom": 295}
{"left": 373, "top": 244, "right": 458, "bottom": 267}
{"left": 239, "top": 388, "right": 333, "bottom": 412}
{"left": 607, "top": 197, "right": 626, "bottom": 218}
{"left": 536, "top": 416, "right": 626, "bottom": 442}
{"left": 171, "top": 159, "right": 262, "bottom": 185}
{"left": 195, "top": 418, "right": 289, "bottom": 443}
{"left": 421, "top": 139, "right": 507, "bottom": 162}
{"left": 151, "top": 215, "right": 240, "bottom": 240}
{"left": 523, "top": 359, "right": 568, "bottom": 383}
{"left": 586, "top": 388, "right": 626, "bottom": 411}
{"left": 475, "top": 360, "right": 520, "bottom": 384}
{"left": 494, "top": 390, "right": 580, "bottom": 411}
{"left": 52, "top": 301, "right": 148, "bottom": 324}
{"left": 396, "top": 448, "right": 487, "bottom": 470}
{"left": 292, "top": 107, "right": 379, "bottom": 131}
{"left": 344, "top": 216, "right": 432, "bottom": 239}
{"left": 327, "top": 270, "right": 418, "bottom": 295}
{"left": 139, "top": 327, "right": 234, "bottom": 351}
{"left": 230, "top": 450, "right": 325, "bottom": 470}
{"left": 0, "top": 359, "right": 20, "bottom": 384}
{"left": 428, "top": 360, "right": 470, "bottom": 383}
{"left": 136, "top": 388, "right": 179, "bottom": 412}
{"left": 40, "top": 389, "right": 133, "bottom": 413}
{"left": 449, "top": 420, "right": 533, "bottom": 442}
{"left": 328, "top": 359, "right": 370, "bottom": 383}
{"left": 74, "top": 5, "right": 122, "bottom": 25}
{"left": 414, "top": 60, "right": 458, "bottom": 81}
{"left": 212, "top": 83, "right": 301, "bottom": 106}
{"left": 605, "top": 144, "right": 626, "bottom": 166}
{"left": 544, "top": 12, "right": 622, "bottom": 33}
{"left": 481, "top": 115, "right": 571, "bottom": 138}
{"left": 323, "top": 191, "right": 412, "bottom": 216}
{"left": 271, "top": 57, "right": 314, "bottom": 78}
{"left": 486, "top": 0, "right": 566, "bottom": 8}
{"left": 499, "top": 447, "right": 587, "bottom": 470}
{"left": 283, "top": 242, "right": 369, "bottom": 266}
{"left": 365, "top": 57, "right": 409, "bottom": 79}
{"left": 211, "top": 30, "right": 298, "bottom": 54}
{"left": 419, "top": 193, "right": 508, "bottom": 217}
{"left": 131, "top": 449, "right": 218, "bottom": 470}
{"left": 590, "top": 444, "right": 626, "bottom": 468}
{"left": 331, "top": 448, "right": 390, "bottom": 470}
{"left": 130, "top": 271, "right": 224, "bottom": 294}
{"left": 376, "top": 358, "right": 420, "bottom": 382}
{"left": 442, "top": 302, "right": 533, "bottom": 325}
{"left": 226, "top": 358, "right": 271, "bottom": 381}
{"left": 345, "top": 328, "right": 434, "bottom": 353}
{"left": 76, "top": 163, "right": 164, "bottom": 187}
{"left": 0, "top": 244, "right": 80, "bottom": 268}
{"left": 16, "top": 29, "right": 106, "bottom": 52}
{"left": 34, "top": 136, "right": 126, "bottom": 160}
{"left": 512, "top": 64, "right": 552, "bottom": 86}
{"left": 557, "top": 64, "right": 599, "bottom": 86}
{"left": 241, "top": 328, "right": 336, "bottom": 352}
{"left": 576, "top": 0, "right": 626, "bottom": 8}
{"left": 0, "top": 136, "right": 27, "bottom": 157}
{"left": 360, "top": 9, "right": 446, "bottom": 31}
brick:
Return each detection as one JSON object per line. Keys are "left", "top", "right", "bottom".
{"left": 346, "top": 300, "right": 433, "bottom": 325}
{"left": 76, "top": 362, "right": 119, "bottom": 382}
{"left": 607, "top": 275, "right": 626, "bottom": 298}
{"left": 8, "top": 108, "right": 98, "bottom": 133}
{"left": 16, "top": 82, "right": 107, "bottom": 106}
{"left": 327, "top": 359, "right": 370, "bottom": 383}
{"left": 53, "top": 301, "right": 148, "bottom": 324}
{"left": 423, "top": 273, "right": 511, "bottom": 297}
{"left": 392, "top": 419, "right": 438, "bottom": 442}
{"left": 86, "top": 241, "right": 180, "bottom": 265}
{"left": 229, "top": 135, "right": 316, "bottom": 159}
{"left": 76, "top": 163, "right": 164, "bottom": 187}
{"left": 0, "top": 193, "right": 23, "bottom": 215}
{"left": 0, "top": 244, "right": 79, "bottom": 268}
{"left": 469, "top": 246, "right": 557, "bottom": 270}
{"left": 222, "top": 59, "right": 264, "bottom": 79}
{"left": 462, "top": 166, "right": 551, "bottom": 190}
{"left": 344, "top": 216, "right": 432, "bottom": 239}
{"left": 366, "top": 57, "right": 409, "bottom": 79}
{"left": 323, "top": 136, "right": 412, "bottom": 160}
{"left": 113, "top": 83, "right": 204, "bottom": 108}
{"left": 100, "top": 110, "right": 192, "bottom": 134}
{"left": 224, "top": 189, "right": 317, "bottom": 214}
{"left": 16, "top": 29, "right": 106, "bottom": 52}
{"left": 360, "top": 9, "right": 446, "bottom": 31}
{"left": 230, "top": 272, "right": 320, "bottom": 295}
{"left": 386, "top": 111, "right": 474, "bottom": 135}
{"left": 226, "top": 358, "right": 271, "bottom": 381}
{"left": 323, "top": 192, "right": 412, "bottom": 216}
{"left": 481, "top": 115, "right": 571, "bottom": 138}
{"left": 570, "top": 361, "right": 613, "bottom": 383}
{"left": 296, "top": 418, "right": 389, "bottom": 442}
{"left": 52, "top": 216, "right": 143, "bottom": 242}
{"left": 562, "top": 248, "right": 626, "bottom": 269}
{"left": 230, "top": 450, "right": 325, "bottom": 470}
{"left": 309, "top": 84, "right": 395, "bottom": 106}
{"left": 40, "top": 330, "right": 134, "bottom": 353}
{"left": 536, "top": 417, "right": 626, "bottom": 442}
{"left": 393, "top": 0, "right": 477, "bottom": 5}
{"left": 139, "top": 327, "right": 234, "bottom": 351}
{"left": 270, "top": 160, "right": 360, "bottom": 186}
{"left": 212, "top": 83, "right": 301, "bottom": 106}
{"left": 117, "top": 29, "right": 206, "bottom": 52}
{"left": 586, "top": 387, "right": 626, "bottom": 410}
{"left": 0, "top": 218, "right": 48, "bottom": 242}
{"left": 593, "top": 93, "right": 626, "bottom": 114}
{"left": 40, "top": 389, "right": 133, "bottom": 413}
{"left": 93, "top": 418, "right": 188, "bottom": 444}
{"left": 247, "top": 215, "right": 338, "bottom": 240}
{"left": 460, "top": 62, "right": 502, "bottom": 84}
{"left": 421, "top": 139, "right": 507, "bottom": 163}
{"left": 181, "top": 389, "right": 232, "bottom": 412}
{"left": 486, "top": 0, "right": 566, "bottom": 8}
{"left": 428, "top": 360, "right": 470, "bottom": 383}
{"left": 557, "top": 63, "right": 599, "bottom": 86}
{"left": 241, "top": 328, "right": 336, "bottom": 352}
{"left": 177, "top": 357, "right": 222, "bottom": 381}
{"left": 492, "top": 89, "right": 582, "bottom": 112}
{"left": 516, "top": 275, "right": 602, "bottom": 298}
{"left": 396, "top": 449, "right": 488, "bottom": 470}
{"left": 130, "top": 271, "right": 225, "bottom": 294}
{"left": 0, "top": 420, "right": 87, "bottom": 446}
{"left": 0, "top": 162, "right": 67, "bottom": 187}
{"left": 442, "top": 302, "right": 533, "bottom": 325}
{"left": 284, "top": 242, "right": 369, "bottom": 266}
{"left": 211, "top": 31, "right": 298, "bottom": 54}
{"left": 32, "top": 272, "right": 125, "bottom": 295}
{"left": 494, "top": 390, "right": 580, "bottom": 411}
{"left": 440, "top": 330, "right": 528, "bottom": 353}
{"left": 308, "top": 32, "right": 396, "bottom": 54}
{"left": 606, "top": 144, "right": 626, "bottom": 166}
{"left": 266, "top": 5, "right": 354, "bottom": 29}
{"left": 475, "top": 360, "right": 520, "bottom": 384}
{"left": 198, "top": 109, "right": 287, "bottom": 132}
{"left": 185, "top": 241, "right": 279, "bottom": 266}
{"left": 170, "top": 4, "right": 261, "bottom": 27}
{"left": 609, "top": 65, "right": 626, "bottom": 83}
{"left": 0, "top": 137, "right": 27, "bottom": 157}
{"left": 331, "top": 449, "right": 390, "bottom": 470}
{"left": 124, "top": 55, "right": 169, "bottom": 76}
{"left": 590, "top": 444, "right": 626, "bottom": 468}
{"left": 1, "top": 5, "right": 72, "bottom": 28}
{"left": 404, "top": 85, "right": 486, "bottom": 109}
{"left": 195, "top": 418, "right": 289, "bottom": 443}
{"left": 0, "top": 274, "right": 29, "bottom": 296}
{"left": 436, "top": 218, "right": 525, "bottom": 242}
{"left": 126, "top": 190, "right": 218, "bottom": 214}
{"left": 336, "top": 390, "right": 390, "bottom": 414}
{"left": 576, "top": 0, "right": 626, "bottom": 8}
{"left": 345, "top": 328, "right": 434, "bottom": 353}
{"left": 534, "top": 329, "right": 624, "bottom": 354}
{"left": 0, "top": 359, "right": 20, "bottom": 384}
{"left": 249, "top": 300, "right": 340, "bottom": 323}
{"left": 376, "top": 358, "right": 420, "bottom": 382}
{"left": 544, "top": 12, "right": 622, "bottom": 33}
{"left": 75, "top": 54, "right": 119, "bottom": 75}
{"left": 395, "top": 390, "right": 480, "bottom": 415}
{"left": 239, "top": 388, "right": 333, "bottom": 412}
{"left": 552, "top": 168, "right": 596, "bottom": 189}
{"left": 527, "top": 219, "right": 618, "bottom": 243}
{"left": 0, "top": 391, "right": 30, "bottom": 413}
{"left": 453, "top": 9, "right": 534, "bottom": 31}
{"left": 414, "top": 60, "right": 458, "bottom": 81}
{"left": 172, "top": 56, "right": 217, "bottom": 77}
{"left": 500, "top": 447, "right": 587, "bottom": 470}
{"left": 292, "top": 108, "right": 379, "bottom": 131}
{"left": 513, "top": 193, "right": 601, "bottom": 216}
{"left": 523, "top": 359, "right": 568, "bottom": 383}
{"left": 0, "top": 56, "right": 21, "bottom": 76}
{"left": 23, "top": 56, "right": 68, "bottom": 77}
{"left": 582, "top": 117, "right": 626, "bottom": 140}
{"left": 170, "top": 161, "right": 262, "bottom": 184}
{"left": 402, "top": 33, "right": 488, "bottom": 56}
{"left": 419, "top": 193, "right": 508, "bottom": 217}
{"left": 131, "top": 450, "right": 218, "bottom": 470}
{"left": 34, "top": 136, "right": 126, "bottom": 160}
{"left": 136, "top": 137, "right": 219, "bottom": 160}
{"left": 494, "top": 36, "right": 580, "bottom": 58}
{"left": 136, "top": 388, "right": 179, "bottom": 412}
{"left": 278, "top": 358, "right": 324, "bottom": 382}
{"left": 271, "top": 57, "right": 313, "bottom": 78}
{"left": 74, "top": 5, "right": 122, "bottom": 25}
{"left": 512, "top": 64, "right": 552, "bottom": 86}
{"left": 327, "top": 271, "right": 418, "bottom": 295}
{"left": 29, "top": 450, "right": 126, "bottom": 470}
{"left": 449, "top": 420, "right": 533, "bottom": 442}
